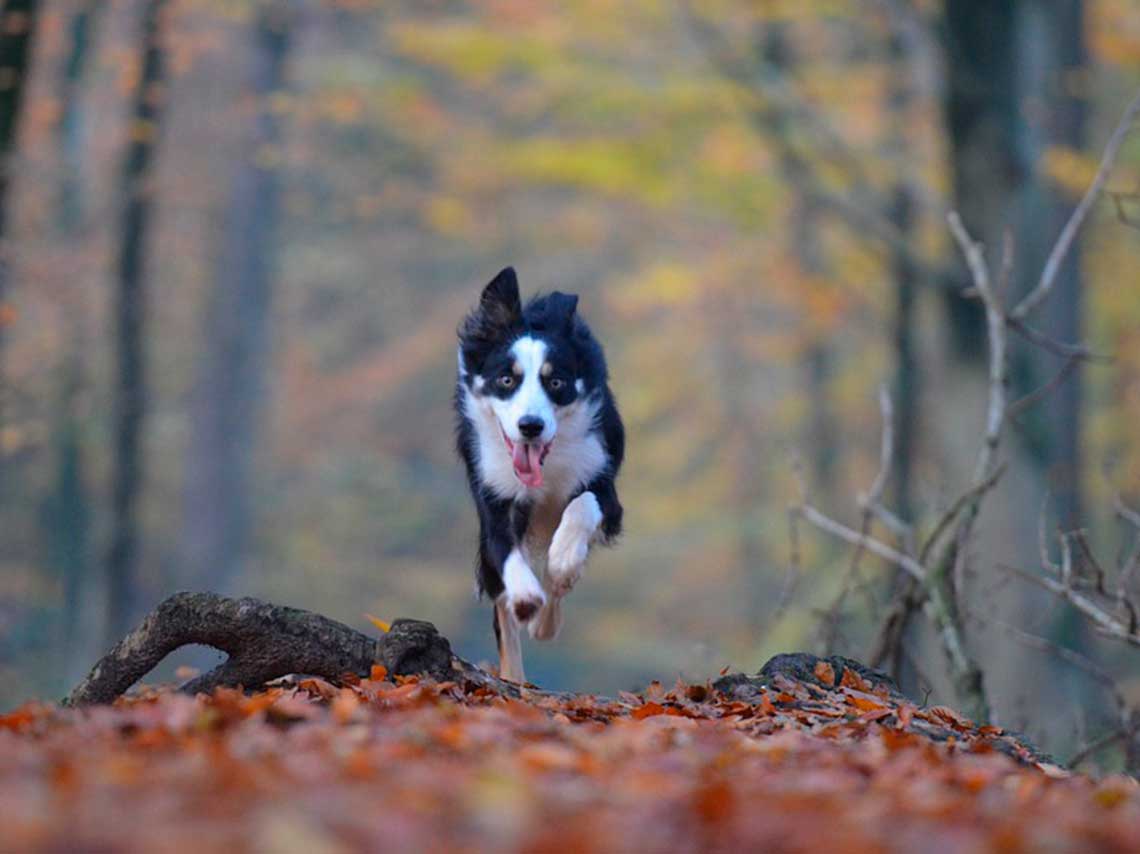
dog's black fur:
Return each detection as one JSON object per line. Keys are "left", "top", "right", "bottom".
{"left": 455, "top": 267, "right": 623, "bottom": 667}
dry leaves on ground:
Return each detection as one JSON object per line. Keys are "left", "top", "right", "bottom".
{"left": 3, "top": 662, "right": 1139, "bottom": 853}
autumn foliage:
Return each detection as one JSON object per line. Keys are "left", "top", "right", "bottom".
{"left": 5, "top": 664, "right": 1140, "bottom": 852}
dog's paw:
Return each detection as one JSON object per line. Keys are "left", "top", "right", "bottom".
{"left": 529, "top": 597, "right": 563, "bottom": 641}
{"left": 509, "top": 593, "right": 545, "bottom": 623}
{"left": 548, "top": 492, "right": 602, "bottom": 595}
{"left": 503, "top": 549, "right": 546, "bottom": 624}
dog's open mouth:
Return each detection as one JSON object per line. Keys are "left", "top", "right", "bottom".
{"left": 502, "top": 429, "right": 552, "bottom": 488}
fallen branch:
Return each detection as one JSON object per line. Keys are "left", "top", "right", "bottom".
{"left": 67, "top": 591, "right": 465, "bottom": 706}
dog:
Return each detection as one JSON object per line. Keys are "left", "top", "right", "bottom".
{"left": 455, "top": 267, "right": 624, "bottom": 683}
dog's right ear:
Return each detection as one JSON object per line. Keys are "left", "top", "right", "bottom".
{"left": 479, "top": 267, "right": 522, "bottom": 329}
{"left": 459, "top": 267, "right": 522, "bottom": 371}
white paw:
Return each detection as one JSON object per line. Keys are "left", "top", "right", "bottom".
{"left": 502, "top": 549, "right": 546, "bottom": 623}
{"left": 548, "top": 492, "right": 602, "bottom": 596}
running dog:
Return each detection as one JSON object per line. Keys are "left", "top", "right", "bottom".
{"left": 455, "top": 267, "right": 624, "bottom": 683}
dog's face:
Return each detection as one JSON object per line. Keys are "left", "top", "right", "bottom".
{"left": 458, "top": 268, "right": 591, "bottom": 489}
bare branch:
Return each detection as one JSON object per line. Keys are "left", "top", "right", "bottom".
{"left": 1012, "top": 88, "right": 1140, "bottom": 321}
{"left": 969, "top": 606, "right": 1124, "bottom": 709}
{"left": 947, "top": 212, "right": 1006, "bottom": 487}
{"left": 798, "top": 503, "right": 926, "bottom": 583}
{"left": 918, "top": 463, "right": 1006, "bottom": 565}
{"left": 1007, "top": 356, "right": 1081, "bottom": 422}
{"left": 1002, "top": 563, "right": 1140, "bottom": 648}
{"left": 862, "top": 384, "right": 894, "bottom": 508}
{"left": 1006, "top": 315, "right": 1112, "bottom": 363}
{"left": 1068, "top": 728, "right": 1130, "bottom": 769}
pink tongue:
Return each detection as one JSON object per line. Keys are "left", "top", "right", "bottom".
{"left": 512, "top": 442, "right": 544, "bottom": 488}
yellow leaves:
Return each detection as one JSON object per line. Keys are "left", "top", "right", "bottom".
{"left": 1040, "top": 145, "right": 1101, "bottom": 200}
{"left": 1094, "top": 778, "right": 1137, "bottom": 809}
{"left": 364, "top": 614, "right": 390, "bottom": 633}
{"left": 424, "top": 196, "right": 474, "bottom": 237}
{"left": 390, "top": 21, "right": 553, "bottom": 83}
{"left": 610, "top": 261, "right": 700, "bottom": 315}
{"left": 501, "top": 137, "right": 674, "bottom": 207}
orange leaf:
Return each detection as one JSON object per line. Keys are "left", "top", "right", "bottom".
{"left": 364, "top": 614, "right": 391, "bottom": 633}
{"left": 370, "top": 664, "right": 389, "bottom": 682}
{"left": 839, "top": 668, "right": 871, "bottom": 692}
{"left": 631, "top": 702, "right": 666, "bottom": 720}
{"left": 813, "top": 661, "right": 836, "bottom": 685}
{"left": 847, "top": 694, "right": 885, "bottom": 713}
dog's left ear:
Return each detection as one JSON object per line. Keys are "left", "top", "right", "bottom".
{"left": 545, "top": 291, "right": 578, "bottom": 328}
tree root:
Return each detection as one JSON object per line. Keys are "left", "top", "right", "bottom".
{"left": 66, "top": 591, "right": 459, "bottom": 706}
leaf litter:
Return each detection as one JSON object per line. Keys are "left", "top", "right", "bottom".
{"left": 3, "top": 667, "right": 1139, "bottom": 852}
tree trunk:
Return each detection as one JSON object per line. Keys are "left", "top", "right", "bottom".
{"left": 40, "top": 348, "right": 90, "bottom": 652}
{"left": 0, "top": 0, "right": 40, "bottom": 473}
{"left": 179, "top": 1, "right": 292, "bottom": 593}
{"left": 105, "top": 0, "right": 169, "bottom": 645}
{"left": 56, "top": 0, "right": 104, "bottom": 232}
{"left": 943, "top": 0, "right": 1021, "bottom": 358}
{"left": 1019, "top": 0, "right": 1087, "bottom": 529}
{"left": 46, "top": 0, "right": 102, "bottom": 669}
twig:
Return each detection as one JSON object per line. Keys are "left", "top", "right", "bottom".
{"left": 1068, "top": 728, "right": 1129, "bottom": 769}
{"left": 1012, "top": 88, "right": 1140, "bottom": 321}
{"left": 947, "top": 212, "right": 1006, "bottom": 487}
{"left": 1001, "top": 564, "right": 1140, "bottom": 648}
{"left": 798, "top": 503, "right": 926, "bottom": 583}
{"left": 968, "top": 606, "right": 1124, "bottom": 710}
{"left": 918, "top": 463, "right": 1006, "bottom": 564}
{"left": 1007, "top": 356, "right": 1081, "bottom": 422}
{"left": 1006, "top": 315, "right": 1112, "bottom": 363}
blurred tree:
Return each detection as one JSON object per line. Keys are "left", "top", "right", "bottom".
{"left": 56, "top": 0, "right": 104, "bottom": 233}
{"left": 180, "top": 0, "right": 293, "bottom": 593}
{"left": 0, "top": 0, "right": 40, "bottom": 462}
{"left": 943, "top": 1, "right": 1018, "bottom": 359}
{"left": 757, "top": 22, "right": 837, "bottom": 496}
{"left": 39, "top": 351, "right": 89, "bottom": 652}
{"left": 40, "top": 0, "right": 103, "bottom": 663}
{"left": 943, "top": 0, "right": 1088, "bottom": 526}
{"left": 106, "top": 0, "right": 169, "bottom": 644}
{"left": 1024, "top": 0, "right": 1088, "bottom": 529}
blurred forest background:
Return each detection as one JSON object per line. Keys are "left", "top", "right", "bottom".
{"left": 2, "top": 0, "right": 1140, "bottom": 765}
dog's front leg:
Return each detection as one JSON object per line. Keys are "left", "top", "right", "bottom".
{"left": 496, "top": 549, "right": 545, "bottom": 682}
{"left": 547, "top": 491, "right": 602, "bottom": 597}
{"left": 531, "top": 492, "right": 602, "bottom": 642}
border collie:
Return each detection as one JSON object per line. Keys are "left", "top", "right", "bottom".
{"left": 455, "top": 267, "right": 624, "bottom": 683}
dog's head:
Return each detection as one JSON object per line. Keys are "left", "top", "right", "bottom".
{"left": 458, "top": 267, "right": 602, "bottom": 489}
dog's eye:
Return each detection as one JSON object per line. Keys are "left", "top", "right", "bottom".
{"left": 548, "top": 377, "right": 565, "bottom": 391}
{"left": 497, "top": 375, "right": 515, "bottom": 389}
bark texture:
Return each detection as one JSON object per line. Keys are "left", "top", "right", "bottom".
{"left": 67, "top": 592, "right": 453, "bottom": 706}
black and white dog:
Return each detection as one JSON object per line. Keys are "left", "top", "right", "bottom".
{"left": 455, "top": 267, "right": 624, "bottom": 683}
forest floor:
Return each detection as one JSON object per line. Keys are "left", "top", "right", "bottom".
{"left": 4, "top": 660, "right": 1140, "bottom": 853}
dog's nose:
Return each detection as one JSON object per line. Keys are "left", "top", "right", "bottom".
{"left": 518, "top": 416, "right": 545, "bottom": 440}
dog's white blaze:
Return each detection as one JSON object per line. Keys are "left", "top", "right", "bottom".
{"left": 487, "top": 336, "right": 556, "bottom": 445}
{"left": 461, "top": 344, "right": 607, "bottom": 502}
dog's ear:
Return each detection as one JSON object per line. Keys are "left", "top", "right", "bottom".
{"left": 545, "top": 291, "right": 578, "bottom": 328}
{"left": 479, "top": 267, "right": 522, "bottom": 328}
{"left": 458, "top": 267, "right": 522, "bottom": 369}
